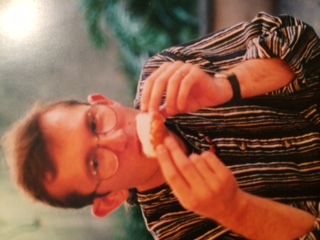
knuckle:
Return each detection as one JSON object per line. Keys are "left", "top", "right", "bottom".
{"left": 190, "top": 64, "right": 203, "bottom": 75}
{"left": 154, "top": 76, "right": 168, "bottom": 85}
{"left": 189, "top": 154, "right": 202, "bottom": 165}
{"left": 201, "top": 151, "right": 214, "bottom": 160}
{"left": 161, "top": 62, "right": 171, "bottom": 68}
{"left": 179, "top": 162, "right": 193, "bottom": 173}
{"left": 182, "top": 197, "right": 198, "bottom": 211}
{"left": 166, "top": 172, "right": 180, "bottom": 184}
{"left": 184, "top": 62, "right": 193, "bottom": 68}
{"left": 169, "top": 74, "right": 181, "bottom": 83}
{"left": 183, "top": 76, "right": 195, "bottom": 86}
{"left": 173, "top": 61, "right": 184, "bottom": 67}
{"left": 201, "top": 151, "right": 212, "bottom": 157}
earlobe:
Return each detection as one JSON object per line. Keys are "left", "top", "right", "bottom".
{"left": 87, "top": 94, "right": 117, "bottom": 106}
{"left": 92, "top": 190, "right": 130, "bottom": 218}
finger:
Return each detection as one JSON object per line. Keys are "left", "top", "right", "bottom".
{"left": 166, "top": 65, "right": 191, "bottom": 115}
{"left": 190, "top": 152, "right": 227, "bottom": 192}
{"left": 157, "top": 143, "right": 210, "bottom": 205}
{"left": 159, "top": 104, "right": 169, "bottom": 118}
{"left": 163, "top": 136, "right": 205, "bottom": 187}
{"left": 187, "top": 154, "right": 219, "bottom": 189}
{"left": 148, "top": 64, "right": 181, "bottom": 112}
{"left": 189, "top": 153, "right": 216, "bottom": 181}
{"left": 201, "top": 151, "right": 230, "bottom": 179}
{"left": 156, "top": 144, "right": 190, "bottom": 191}
{"left": 140, "top": 63, "right": 171, "bottom": 112}
{"left": 177, "top": 154, "right": 219, "bottom": 211}
{"left": 176, "top": 66, "right": 200, "bottom": 112}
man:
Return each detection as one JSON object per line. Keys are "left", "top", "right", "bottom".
{"left": 2, "top": 12, "right": 320, "bottom": 239}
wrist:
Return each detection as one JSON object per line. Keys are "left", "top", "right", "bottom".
{"left": 218, "top": 190, "right": 249, "bottom": 228}
{"left": 214, "top": 72, "right": 242, "bottom": 103}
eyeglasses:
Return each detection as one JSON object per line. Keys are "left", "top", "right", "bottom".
{"left": 87, "top": 104, "right": 119, "bottom": 182}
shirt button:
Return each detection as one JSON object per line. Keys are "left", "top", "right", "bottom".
{"left": 283, "top": 140, "right": 291, "bottom": 148}
{"left": 238, "top": 142, "right": 247, "bottom": 151}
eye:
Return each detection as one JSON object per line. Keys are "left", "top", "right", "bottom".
{"left": 90, "top": 157, "right": 99, "bottom": 177}
{"left": 89, "top": 118, "right": 97, "bottom": 133}
{"left": 89, "top": 111, "right": 97, "bottom": 133}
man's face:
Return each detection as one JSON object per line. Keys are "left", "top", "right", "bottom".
{"left": 39, "top": 99, "right": 161, "bottom": 200}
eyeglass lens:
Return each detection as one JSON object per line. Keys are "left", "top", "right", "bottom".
{"left": 93, "top": 148, "right": 119, "bottom": 180}
{"left": 90, "top": 105, "right": 117, "bottom": 134}
{"left": 89, "top": 104, "right": 119, "bottom": 180}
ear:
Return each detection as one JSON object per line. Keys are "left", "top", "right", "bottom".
{"left": 87, "top": 94, "right": 117, "bottom": 106}
{"left": 92, "top": 190, "right": 130, "bottom": 218}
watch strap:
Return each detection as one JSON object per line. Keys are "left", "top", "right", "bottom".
{"left": 215, "top": 72, "right": 241, "bottom": 103}
{"left": 227, "top": 73, "right": 241, "bottom": 103}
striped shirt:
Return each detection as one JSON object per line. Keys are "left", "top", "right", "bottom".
{"left": 134, "top": 12, "right": 320, "bottom": 239}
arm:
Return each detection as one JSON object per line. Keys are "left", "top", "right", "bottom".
{"left": 229, "top": 193, "right": 315, "bottom": 240}
{"left": 156, "top": 136, "right": 316, "bottom": 240}
{"left": 140, "top": 58, "right": 294, "bottom": 115}
{"left": 226, "top": 58, "right": 294, "bottom": 99}
{"left": 138, "top": 12, "right": 320, "bottom": 114}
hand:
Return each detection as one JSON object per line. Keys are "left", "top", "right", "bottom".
{"left": 140, "top": 61, "right": 227, "bottom": 116}
{"left": 156, "top": 136, "right": 242, "bottom": 220}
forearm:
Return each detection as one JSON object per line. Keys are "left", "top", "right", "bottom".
{"left": 215, "top": 58, "right": 295, "bottom": 103}
{"left": 220, "top": 191, "right": 316, "bottom": 240}
{"left": 233, "top": 58, "right": 295, "bottom": 97}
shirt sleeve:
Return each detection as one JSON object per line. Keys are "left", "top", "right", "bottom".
{"left": 297, "top": 202, "right": 320, "bottom": 240}
{"left": 244, "top": 12, "right": 320, "bottom": 92}
{"left": 303, "top": 217, "right": 320, "bottom": 240}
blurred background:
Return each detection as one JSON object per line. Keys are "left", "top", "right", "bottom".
{"left": 0, "top": 0, "right": 319, "bottom": 239}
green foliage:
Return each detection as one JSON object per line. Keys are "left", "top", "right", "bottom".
{"left": 0, "top": 217, "right": 41, "bottom": 239}
{"left": 112, "top": 205, "right": 153, "bottom": 240}
{"left": 81, "top": 0, "right": 199, "bottom": 91}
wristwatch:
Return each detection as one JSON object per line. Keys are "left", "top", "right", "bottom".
{"left": 214, "top": 72, "right": 241, "bottom": 103}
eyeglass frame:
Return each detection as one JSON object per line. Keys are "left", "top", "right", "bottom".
{"left": 86, "top": 103, "right": 120, "bottom": 197}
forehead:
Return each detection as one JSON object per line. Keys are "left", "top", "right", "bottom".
{"left": 40, "top": 104, "right": 95, "bottom": 197}
{"left": 42, "top": 103, "right": 88, "bottom": 130}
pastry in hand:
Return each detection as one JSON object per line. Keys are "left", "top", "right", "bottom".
{"left": 136, "top": 112, "right": 167, "bottom": 158}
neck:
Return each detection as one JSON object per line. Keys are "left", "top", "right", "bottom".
{"left": 136, "top": 166, "right": 165, "bottom": 192}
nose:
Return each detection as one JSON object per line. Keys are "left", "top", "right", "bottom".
{"left": 97, "top": 129, "right": 127, "bottom": 152}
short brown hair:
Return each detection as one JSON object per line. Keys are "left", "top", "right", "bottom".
{"left": 2, "top": 100, "right": 95, "bottom": 208}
